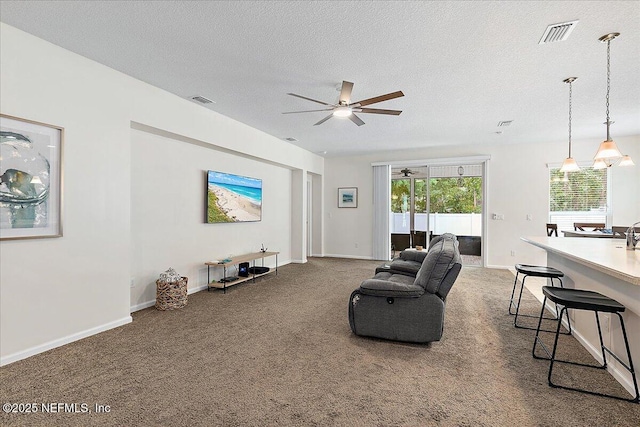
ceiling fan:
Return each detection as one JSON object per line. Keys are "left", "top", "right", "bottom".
{"left": 393, "top": 168, "right": 418, "bottom": 177}
{"left": 283, "top": 80, "right": 404, "bottom": 126}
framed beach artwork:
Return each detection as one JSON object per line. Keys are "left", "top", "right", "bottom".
{"left": 0, "top": 114, "right": 63, "bottom": 240}
{"left": 206, "top": 170, "right": 262, "bottom": 223}
{"left": 338, "top": 187, "right": 358, "bottom": 208}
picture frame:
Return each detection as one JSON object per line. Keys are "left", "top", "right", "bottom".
{"left": 338, "top": 187, "right": 358, "bottom": 208}
{"left": 1, "top": 114, "right": 64, "bottom": 240}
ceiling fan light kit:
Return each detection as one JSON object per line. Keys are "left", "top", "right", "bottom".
{"left": 333, "top": 106, "right": 353, "bottom": 117}
{"left": 283, "top": 80, "right": 404, "bottom": 126}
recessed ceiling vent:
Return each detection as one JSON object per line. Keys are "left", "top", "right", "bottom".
{"left": 189, "top": 95, "right": 215, "bottom": 104}
{"left": 497, "top": 120, "right": 513, "bottom": 127}
{"left": 284, "top": 137, "right": 298, "bottom": 142}
{"left": 539, "top": 20, "right": 579, "bottom": 44}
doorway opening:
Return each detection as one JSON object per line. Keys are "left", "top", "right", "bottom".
{"left": 390, "top": 164, "right": 484, "bottom": 266}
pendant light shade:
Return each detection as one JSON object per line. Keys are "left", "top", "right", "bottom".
{"left": 593, "top": 139, "right": 622, "bottom": 160}
{"left": 560, "top": 77, "right": 579, "bottom": 173}
{"left": 593, "top": 159, "right": 608, "bottom": 170}
{"left": 619, "top": 155, "right": 635, "bottom": 166}
{"left": 560, "top": 157, "right": 580, "bottom": 172}
{"left": 592, "top": 33, "right": 634, "bottom": 168}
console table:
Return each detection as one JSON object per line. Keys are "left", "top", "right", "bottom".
{"left": 205, "top": 251, "right": 279, "bottom": 293}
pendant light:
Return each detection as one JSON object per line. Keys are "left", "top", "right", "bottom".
{"left": 560, "top": 77, "right": 579, "bottom": 173}
{"left": 593, "top": 33, "right": 634, "bottom": 168}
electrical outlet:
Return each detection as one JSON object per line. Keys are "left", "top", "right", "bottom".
{"left": 526, "top": 214, "right": 532, "bottom": 221}
{"left": 355, "top": 243, "right": 359, "bottom": 248}
{"left": 130, "top": 278, "right": 135, "bottom": 288}
{"left": 510, "top": 250, "right": 516, "bottom": 257}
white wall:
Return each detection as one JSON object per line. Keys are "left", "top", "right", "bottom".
{"left": 324, "top": 135, "right": 639, "bottom": 267}
{"left": 0, "top": 23, "right": 323, "bottom": 365}
{"left": 130, "top": 129, "right": 292, "bottom": 310}
{"left": 324, "top": 158, "right": 374, "bottom": 259}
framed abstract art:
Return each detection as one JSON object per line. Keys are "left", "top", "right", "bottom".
{"left": 0, "top": 114, "right": 64, "bottom": 240}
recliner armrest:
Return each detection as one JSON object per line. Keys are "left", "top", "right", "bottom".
{"left": 359, "top": 279, "right": 425, "bottom": 298}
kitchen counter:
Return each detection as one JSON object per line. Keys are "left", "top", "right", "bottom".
{"left": 522, "top": 235, "right": 640, "bottom": 398}
{"left": 521, "top": 236, "right": 639, "bottom": 285}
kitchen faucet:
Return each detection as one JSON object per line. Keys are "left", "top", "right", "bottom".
{"left": 626, "top": 221, "right": 640, "bottom": 250}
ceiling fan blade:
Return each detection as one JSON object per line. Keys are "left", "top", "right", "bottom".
{"left": 349, "top": 113, "right": 365, "bottom": 126}
{"left": 353, "top": 91, "right": 404, "bottom": 107}
{"left": 282, "top": 108, "right": 334, "bottom": 114}
{"left": 339, "top": 81, "right": 354, "bottom": 105}
{"left": 314, "top": 114, "right": 333, "bottom": 126}
{"left": 287, "top": 93, "right": 332, "bottom": 106}
{"left": 357, "top": 108, "right": 402, "bottom": 115}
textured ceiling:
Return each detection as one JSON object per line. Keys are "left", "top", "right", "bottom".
{"left": 1, "top": 1, "right": 639, "bottom": 157}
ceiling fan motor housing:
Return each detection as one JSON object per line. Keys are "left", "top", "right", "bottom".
{"left": 283, "top": 80, "right": 404, "bottom": 126}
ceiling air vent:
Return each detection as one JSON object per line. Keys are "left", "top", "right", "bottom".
{"left": 539, "top": 20, "right": 579, "bottom": 45}
{"left": 497, "top": 120, "right": 513, "bottom": 127}
{"left": 284, "top": 137, "right": 298, "bottom": 142}
{"left": 189, "top": 95, "right": 215, "bottom": 104}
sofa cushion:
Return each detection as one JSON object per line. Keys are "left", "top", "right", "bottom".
{"left": 385, "top": 259, "right": 422, "bottom": 276}
{"left": 359, "top": 277, "right": 425, "bottom": 298}
{"left": 414, "top": 238, "right": 459, "bottom": 296}
{"left": 399, "top": 250, "right": 428, "bottom": 264}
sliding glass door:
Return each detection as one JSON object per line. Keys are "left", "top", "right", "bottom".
{"left": 427, "top": 165, "right": 483, "bottom": 266}
{"left": 390, "top": 168, "right": 428, "bottom": 254}
{"left": 390, "top": 164, "right": 484, "bottom": 266}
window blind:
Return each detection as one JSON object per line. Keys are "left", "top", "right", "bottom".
{"left": 549, "top": 167, "right": 609, "bottom": 231}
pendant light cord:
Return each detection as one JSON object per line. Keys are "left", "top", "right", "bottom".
{"left": 605, "top": 39, "right": 611, "bottom": 141}
{"left": 568, "top": 80, "right": 572, "bottom": 157}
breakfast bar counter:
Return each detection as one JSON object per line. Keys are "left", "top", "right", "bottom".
{"left": 521, "top": 236, "right": 640, "bottom": 397}
{"left": 522, "top": 236, "right": 639, "bottom": 286}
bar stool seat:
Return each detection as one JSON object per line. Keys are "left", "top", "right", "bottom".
{"left": 509, "top": 264, "right": 570, "bottom": 333}
{"left": 515, "top": 264, "right": 564, "bottom": 278}
{"left": 544, "top": 287, "right": 625, "bottom": 312}
{"left": 532, "top": 286, "right": 639, "bottom": 403}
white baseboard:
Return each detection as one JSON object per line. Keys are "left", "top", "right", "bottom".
{"left": 485, "top": 264, "right": 512, "bottom": 269}
{"left": 290, "top": 259, "right": 307, "bottom": 264}
{"left": 322, "top": 254, "right": 375, "bottom": 260}
{"left": 130, "top": 283, "right": 211, "bottom": 312}
{"left": 0, "top": 316, "right": 132, "bottom": 367}
{"left": 130, "top": 300, "right": 156, "bottom": 312}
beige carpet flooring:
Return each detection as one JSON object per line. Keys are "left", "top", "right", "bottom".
{"left": 1, "top": 257, "right": 639, "bottom": 426}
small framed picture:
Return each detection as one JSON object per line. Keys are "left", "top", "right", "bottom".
{"left": 338, "top": 187, "right": 358, "bottom": 208}
{"left": 1, "top": 114, "right": 64, "bottom": 240}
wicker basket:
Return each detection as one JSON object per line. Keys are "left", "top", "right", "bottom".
{"left": 155, "top": 277, "right": 188, "bottom": 310}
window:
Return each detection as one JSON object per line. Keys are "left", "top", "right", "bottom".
{"left": 549, "top": 167, "right": 609, "bottom": 231}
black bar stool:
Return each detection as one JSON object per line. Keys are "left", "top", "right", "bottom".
{"left": 532, "top": 286, "right": 639, "bottom": 403}
{"left": 509, "top": 264, "right": 571, "bottom": 333}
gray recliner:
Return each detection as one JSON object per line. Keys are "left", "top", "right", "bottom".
{"left": 349, "top": 234, "right": 462, "bottom": 343}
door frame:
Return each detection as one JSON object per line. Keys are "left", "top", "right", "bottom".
{"left": 381, "top": 155, "right": 489, "bottom": 267}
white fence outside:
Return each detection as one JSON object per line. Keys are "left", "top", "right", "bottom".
{"left": 390, "top": 212, "right": 482, "bottom": 236}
